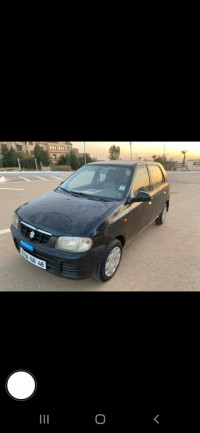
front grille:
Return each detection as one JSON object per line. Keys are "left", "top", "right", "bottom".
{"left": 14, "top": 239, "right": 56, "bottom": 274}
{"left": 21, "top": 222, "right": 51, "bottom": 244}
{"left": 61, "top": 262, "right": 80, "bottom": 278}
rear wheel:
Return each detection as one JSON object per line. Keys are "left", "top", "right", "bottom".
{"left": 93, "top": 239, "right": 122, "bottom": 283}
{"left": 155, "top": 203, "right": 167, "bottom": 225}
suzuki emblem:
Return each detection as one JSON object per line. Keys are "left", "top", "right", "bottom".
{"left": 30, "top": 231, "right": 35, "bottom": 239}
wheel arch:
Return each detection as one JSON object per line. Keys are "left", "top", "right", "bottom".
{"left": 115, "top": 235, "right": 126, "bottom": 248}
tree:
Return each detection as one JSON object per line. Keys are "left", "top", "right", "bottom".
{"left": 154, "top": 155, "right": 163, "bottom": 164}
{"left": 181, "top": 150, "right": 188, "bottom": 167}
{"left": 33, "top": 144, "right": 51, "bottom": 167}
{"left": 58, "top": 155, "right": 67, "bottom": 165}
{"left": 33, "top": 144, "right": 43, "bottom": 164}
{"left": 58, "top": 153, "right": 72, "bottom": 166}
{"left": 152, "top": 154, "right": 157, "bottom": 161}
{"left": 58, "top": 152, "right": 93, "bottom": 169}
{"left": 108, "top": 145, "right": 120, "bottom": 160}
{"left": 68, "top": 151, "right": 80, "bottom": 170}
{"left": 2, "top": 146, "right": 18, "bottom": 167}
{"left": 78, "top": 154, "right": 93, "bottom": 167}
{"left": 42, "top": 150, "right": 51, "bottom": 166}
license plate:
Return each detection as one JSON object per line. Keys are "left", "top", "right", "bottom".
{"left": 20, "top": 247, "right": 46, "bottom": 270}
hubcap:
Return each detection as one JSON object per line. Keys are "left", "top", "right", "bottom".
{"left": 162, "top": 205, "right": 167, "bottom": 223}
{"left": 105, "top": 247, "right": 121, "bottom": 277}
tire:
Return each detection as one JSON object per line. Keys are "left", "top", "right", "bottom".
{"left": 155, "top": 203, "right": 168, "bottom": 225}
{"left": 93, "top": 239, "right": 122, "bottom": 283}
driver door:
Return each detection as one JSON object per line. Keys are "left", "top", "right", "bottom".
{"left": 127, "top": 165, "right": 155, "bottom": 240}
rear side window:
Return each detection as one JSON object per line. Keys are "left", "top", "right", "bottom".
{"left": 132, "top": 166, "right": 150, "bottom": 195}
{"left": 148, "top": 165, "right": 165, "bottom": 188}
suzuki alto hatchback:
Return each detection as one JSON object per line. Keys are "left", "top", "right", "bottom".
{"left": 10, "top": 161, "right": 170, "bottom": 282}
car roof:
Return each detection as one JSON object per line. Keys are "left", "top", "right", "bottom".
{"left": 87, "top": 160, "right": 163, "bottom": 168}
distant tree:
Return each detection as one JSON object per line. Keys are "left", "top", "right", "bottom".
{"left": 78, "top": 154, "right": 93, "bottom": 167}
{"left": 42, "top": 150, "right": 51, "bottom": 166}
{"left": 164, "top": 158, "right": 176, "bottom": 171}
{"left": 58, "top": 155, "right": 67, "bottom": 165}
{"left": 181, "top": 149, "right": 188, "bottom": 167}
{"left": 33, "top": 144, "right": 43, "bottom": 164}
{"left": 14, "top": 150, "right": 24, "bottom": 159}
{"left": 69, "top": 151, "right": 80, "bottom": 170}
{"left": 58, "top": 152, "right": 93, "bottom": 169}
{"left": 152, "top": 154, "right": 157, "bottom": 161}
{"left": 108, "top": 145, "right": 120, "bottom": 160}
{"left": 154, "top": 155, "right": 163, "bottom": 164}
{"left": 2, "top": 146, "right": 18, "bottom": 167}
{"left": 33, "top": 144, "right": 51, "bottom": 167}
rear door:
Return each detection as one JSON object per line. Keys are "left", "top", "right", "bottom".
{"left": 127, "top": 165, "right": 155, "bottom": 240}
{"left": 147, "top": 164, "right": 168, "bottom": 219}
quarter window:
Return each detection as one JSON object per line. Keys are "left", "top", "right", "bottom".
{"left": 132, "top": 166, "right": 150, "bottom": 195}
{"left": 148, "top": 165, "right": 165, "bottom": 188}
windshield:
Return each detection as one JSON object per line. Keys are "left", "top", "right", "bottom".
{"left": 59, "top": 165, "right": 132, "bottom": 200}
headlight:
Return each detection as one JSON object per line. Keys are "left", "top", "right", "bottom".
{"left": 12, "top": 212, "right": 19, "bottom": 230}
{"left": 55, "top": 236, "right": 93, "bottom": 253}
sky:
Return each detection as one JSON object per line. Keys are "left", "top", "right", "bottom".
{"left": 71, "top": 142, "right": 200, "bottom": 162}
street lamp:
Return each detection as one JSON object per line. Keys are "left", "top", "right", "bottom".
{"left": 84, "top": 142, "right": 86, "bottom": 165}
{"left": 163, "top": 142, "right": 166, "bottom": 162}
{"left": 130, "top": 142, "right": 132, "bottom": 160}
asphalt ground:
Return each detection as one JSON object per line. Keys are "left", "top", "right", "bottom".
{"left": 0, "top": 171, "right": 200, "bottom": 291}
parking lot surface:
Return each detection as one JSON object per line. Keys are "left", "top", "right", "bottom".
{"left": 0, "top": 171, "right": 200, "bottom": 291}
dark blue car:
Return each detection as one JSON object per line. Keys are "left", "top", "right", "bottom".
{"left": 10, "top": 161, "right": 170, "bottom": 282}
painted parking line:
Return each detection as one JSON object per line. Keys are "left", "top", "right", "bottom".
{"left": 51, "top": 176, "right": 62, "bottom": 180}
{"left": 0, "top": 229, "right": 11, "bottom": 235}
{"left": 19, "top": 176, "right": 31, "bottom": 182}
{"left": 0, "top": 187, "right": 24, "bottom": 190}
{"left": 3, "top": 181, "right": 31, "bottom": 184}
{"left": 36, "top": 176, "right": 48, "bottom": 181}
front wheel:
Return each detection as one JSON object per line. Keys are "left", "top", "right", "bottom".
{"left": 93, "top": 240, "right": 122, "bottom": 283}
{"left": 155, "top": 203, "right": 168, "bottom": 225}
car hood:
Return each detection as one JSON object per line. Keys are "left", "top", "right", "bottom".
{"left": 17, "top": 189, "right": 117, "bottom": 237}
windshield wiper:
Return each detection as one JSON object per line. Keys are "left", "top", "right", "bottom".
{"left": 92, "top": 196, "right": 110, "bottom": 202}
{"left": 70, "top": 191, "right": 111, "bottom": 202}
{"left": 59, "top": 186, "right": 72, "bottom": 194}
{"left": 59, "top": 188, "right": 110, "bottom": 202}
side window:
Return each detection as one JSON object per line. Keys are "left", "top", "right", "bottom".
{"left": 132, "top": 166, "right": 150, "bottom": 195}
{"left": 148, "top": 165, "right": 165, "bottom": 188}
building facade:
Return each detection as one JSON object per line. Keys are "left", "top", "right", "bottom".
{"left": 187, "top": 159, "right": 200, "bottom": 170}
{"left": 0, "top": 142, "right": 94, "bottom": 165}
{"left": 0, "top": 141, "right": 74, "bottom": 163}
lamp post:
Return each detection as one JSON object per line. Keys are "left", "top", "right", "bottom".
{"left": 130, "top": 142, "right": 132, "bottom": 160}
{"left": 84, "top": 142, "right": 86, "bottom": 165}
{"left": 163, "top": 142, "right": 166, "bottom": 162}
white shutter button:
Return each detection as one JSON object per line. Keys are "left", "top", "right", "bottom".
{"left": 95, "top": 414, "right": 106, "bottom": 424}
{"left": 6, "top": 370, "right": 37, "bottom": 401}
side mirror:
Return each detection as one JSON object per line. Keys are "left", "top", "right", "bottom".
{"left": 60, "top": 181, "right": 64, "bottom": 186}
{"left": 127, "top": 191, "right": 151, "bottom": 204}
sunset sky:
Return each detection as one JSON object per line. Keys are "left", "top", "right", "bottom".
{"left": 71, "top": 142, "right": 200, "bottom": 162}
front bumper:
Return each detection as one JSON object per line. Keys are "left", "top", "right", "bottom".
{"left": 10, "top": 225, "right": 105, "bottom": 280}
